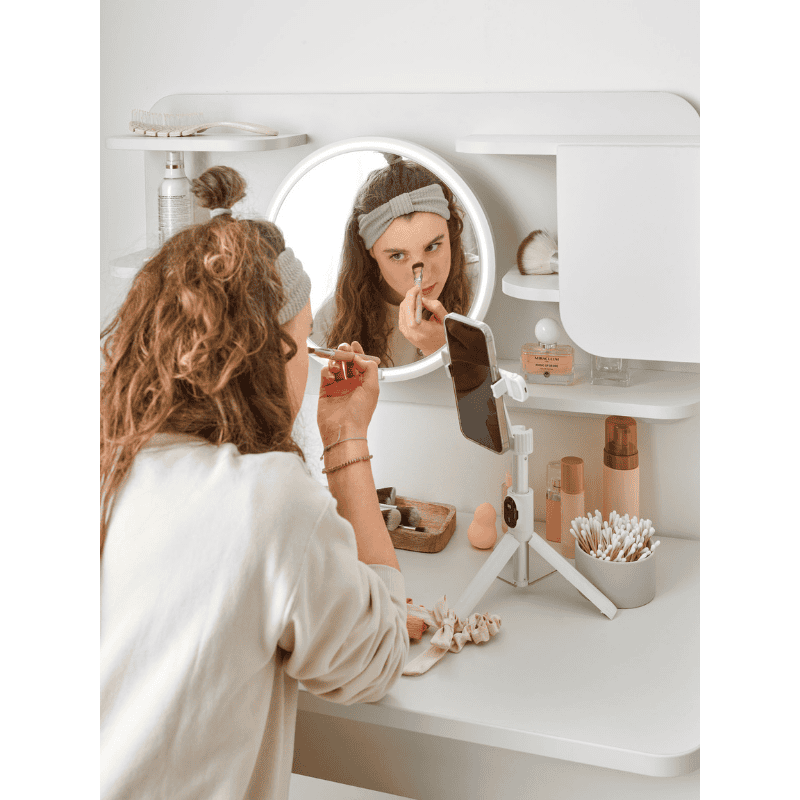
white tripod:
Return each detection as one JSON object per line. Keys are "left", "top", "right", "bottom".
{"left": 445, "top": 365, "right": 618, "bottom": 621}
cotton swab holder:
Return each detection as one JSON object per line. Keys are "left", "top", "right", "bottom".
{"left": 572, "top": 511, "right": 658, "bottom": 608}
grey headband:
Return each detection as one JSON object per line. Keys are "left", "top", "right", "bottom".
{"left": 275, "top": 247, "right": 312, "bottom": 325}
{"left": 358, "top": 183, "right": 451, "bottom": 250}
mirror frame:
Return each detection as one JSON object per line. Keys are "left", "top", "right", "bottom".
{"left": 266, "top": 136, "right": 495, "bottom": 382}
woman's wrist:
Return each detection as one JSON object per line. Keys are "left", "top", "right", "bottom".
{"left": 320, "top": 425, "right": 369, "bottom": 450}
{"left": 322, "top": 437, "right": 370, "bottom": 469}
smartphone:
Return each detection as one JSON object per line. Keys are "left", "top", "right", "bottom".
{"left": 444, "top": 313, "right": 510, "bottom": 455}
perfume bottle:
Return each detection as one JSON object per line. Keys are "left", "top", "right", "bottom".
{"left": 158, "top": 151, "right": 194, "bottom": 245}
{"left": 591, "top": 356, "right": 631, "bottom": 387}
{"left": 545, "top": 460, "right": 562, "bottom": 543}
{"left": 521, "top": 318, "right": 575, "bottom": 385}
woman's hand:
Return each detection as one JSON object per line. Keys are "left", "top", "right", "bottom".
{"left": 398, "top": 286, "right": 448, "bottom": 357}
{"left": 317, "top": 341, "right": 380, "bottom": 447}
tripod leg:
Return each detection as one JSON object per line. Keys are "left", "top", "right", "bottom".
{"left": 452, "top": 533, "right": 520, "bottom": 620}
{"left": 527, "top": 534, "right": 618, "bottom": 619}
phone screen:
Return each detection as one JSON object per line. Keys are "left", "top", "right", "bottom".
{"left": 444, "top": 316, "right": 508, "bottom": 454}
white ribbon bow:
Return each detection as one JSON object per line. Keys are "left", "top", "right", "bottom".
{"left": 402, "top": 595, "right": 502, "bottom": 676}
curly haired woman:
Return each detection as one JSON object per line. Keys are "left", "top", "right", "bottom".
{"left": 314, "top": 155, "right": 477, "bottom": 367}
{"left": 100, "top": 166, "right": 408, "bottom": 800}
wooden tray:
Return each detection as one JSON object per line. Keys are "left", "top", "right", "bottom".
{"left": 388, "top": 496, "right": 457, "bottom": 553}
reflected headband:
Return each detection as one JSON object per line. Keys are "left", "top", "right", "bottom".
{"left": 275, "top": 247, "right": 312, "bottom": 325}
{"left": 358, "top": 184, "right": 450, "bottom": 250}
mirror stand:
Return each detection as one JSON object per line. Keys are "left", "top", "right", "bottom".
{"left": 450, "top": 370, "right": 618, "bottom": 621}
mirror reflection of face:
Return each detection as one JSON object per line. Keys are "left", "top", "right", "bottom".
{"left": 369, "top": 212, "right": 451, "bottom": 304}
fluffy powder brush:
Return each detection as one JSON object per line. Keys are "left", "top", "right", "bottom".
{"left": 516, "top": 230, "right": 559, "bottom": 275}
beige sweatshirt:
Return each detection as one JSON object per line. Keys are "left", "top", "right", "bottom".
{"left": 100, "top": 433, "right": 408, "bottom": 800}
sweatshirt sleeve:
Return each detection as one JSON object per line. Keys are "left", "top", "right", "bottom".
{"left": 278, "top": 499, "right": 409, "bottom": 705}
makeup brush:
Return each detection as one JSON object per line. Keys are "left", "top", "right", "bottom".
{"left": 382, "top": 507, "right": 401, "bottom": 531}
{"left": 516, "top": 230, "right": 559, "bottom": 275}
{"left": 380, "top": 503, "right": 422, "bottom": 529}
{"left": 308, "top": 347, "right": 381, "bottom": 363}
{"left": 412, "top": 264, "right": 424, "bottom": 323}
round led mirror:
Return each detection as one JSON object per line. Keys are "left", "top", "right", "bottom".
{"left": 266, "top": 137, "right": 495, "bottom": 382}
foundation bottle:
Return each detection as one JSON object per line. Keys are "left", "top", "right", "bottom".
{"left": 545, "top": 460, "right": 562, "bottom": 543}
{"left": 602, "top": 416, "right": 639, "bottom": 521}
{"left": 560, "top": 457, "right": 585, "bottom": 559}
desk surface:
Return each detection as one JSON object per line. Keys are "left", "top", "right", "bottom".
{"left": 299, "top": 517, "right": 699, "bottom": 778}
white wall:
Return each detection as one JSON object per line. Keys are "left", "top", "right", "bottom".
{"left": 101, "top": 0, "right": 700, "bottom": 537}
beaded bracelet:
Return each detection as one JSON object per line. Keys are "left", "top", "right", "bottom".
{"left": 320, "top": 436, "right": 368, "bottom": 460}
{"left": 321, "top": 454, "right": 373, "bottom": 475}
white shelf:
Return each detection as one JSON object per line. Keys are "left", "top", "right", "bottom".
{"left": 497, "top": 360, "right": 699, "bottom": 421}
{"left": 110, "top": 247, "right": 155, "bottom": 279}
{"left": 501, "top": 268, "right": 559, "bottom": 302}
{"left": 456, "top": 134, "right": 699, "bottom": 155}
{"left": 105, "top": 132, "right": 308, "bottom": 152}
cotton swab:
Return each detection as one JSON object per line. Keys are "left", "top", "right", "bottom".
{"left": 568, "top": 510, "right": 660, "bottom": 562}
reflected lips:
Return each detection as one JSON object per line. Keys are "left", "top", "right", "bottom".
{"left": 422, "top": 284, "right": 436, "bottom": 295}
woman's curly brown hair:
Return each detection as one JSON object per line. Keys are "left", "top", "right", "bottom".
{"left": 100, "top": 166, "right": 303, "bottom": 556}
{"left": 326, "top": 157, "right": 473, "bottom": 367}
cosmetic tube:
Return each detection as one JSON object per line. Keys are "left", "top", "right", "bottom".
{"left": 602, "top": 416, "right": 639, "bottom": 521}
{"left": 560, "top": 457, "right": 585, "bottom": 558}
{"left": 545, "top": 460, "right": 562, "bottom": 543}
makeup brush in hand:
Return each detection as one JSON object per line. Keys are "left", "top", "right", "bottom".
{"left": 412, "top": 264, "right": 424, "bottom": 323}
{"left": 516, "top": 230, "right": 559, "bottom": 275}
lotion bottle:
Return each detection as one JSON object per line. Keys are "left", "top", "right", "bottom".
{"left": 158, "top": 151, "right": 194, "bottom": 244}
{"left": 560, "top": 457, "right": 584, "bottom": 558}
{"left": 545, "top": 460, "right": 562, "bottom": 543}
{"left": 602, "top": 416, "right": 639, "bottom": 520}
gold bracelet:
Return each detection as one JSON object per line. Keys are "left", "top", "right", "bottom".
{"left": 320, "top": 436, "right": 368, "bottom": 460}
{"left": 321, "top": 454, "right": 373, "bottom": 475}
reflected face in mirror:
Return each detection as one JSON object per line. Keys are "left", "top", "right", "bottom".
{"left": 273, "top": 148, "right": 484, "bottom": 372}
{"left": 369, "top": 212, "right": 451, "bottom": 305}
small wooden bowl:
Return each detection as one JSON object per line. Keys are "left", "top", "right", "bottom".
{"left": 388, "top": 496, "right": 457, "bottom": 553}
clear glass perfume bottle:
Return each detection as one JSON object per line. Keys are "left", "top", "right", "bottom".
{"left": 521, "top": 318, "right": 575, "bottom": 385}
{"left": 590, "top": 355, "right": 631, "bottom": 387}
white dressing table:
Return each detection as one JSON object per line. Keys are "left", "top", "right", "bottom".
{"left": 293, "top": 516, "right": 699, "bottom": 799}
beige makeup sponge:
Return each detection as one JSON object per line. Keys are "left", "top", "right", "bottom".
{"left": 468, "top": 502, "right": 498, "bottom": 549}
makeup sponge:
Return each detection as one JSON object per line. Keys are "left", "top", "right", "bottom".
{"left": 468, "top": 502, "right": 498, "bottom": 549}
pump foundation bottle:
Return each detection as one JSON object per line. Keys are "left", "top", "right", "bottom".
{"left": 560, "top": 457, "right": 585, "bottom": 559}
{"left": 602, "top": 416, "right": 639, "bottom": 521}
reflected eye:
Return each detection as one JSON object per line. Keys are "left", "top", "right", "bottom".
{"left": 426, "top": 242, "right": 441, "bottom": 253}
{"left": 389, "top": 252, "right": 406, "bottom": 261}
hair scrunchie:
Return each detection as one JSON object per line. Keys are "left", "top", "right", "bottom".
{"left": 358, "top": 183, "right": 451, "bottom": 250}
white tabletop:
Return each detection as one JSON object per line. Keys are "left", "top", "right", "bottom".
{"left": 298, "top": 516, "right": 699, "bottom": 778}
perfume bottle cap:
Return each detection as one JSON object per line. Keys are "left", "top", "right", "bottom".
{"left": 534, "top": 317, "right": 561, "bottom": 346}
{"left": 604, "top": 416, "right": 639, "bottom": 469}
{"left": 561, "top": 456, "right": 584, "bottom": 495}
{"left": 546, "top": 460, "right": 562, "bottom": 491}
